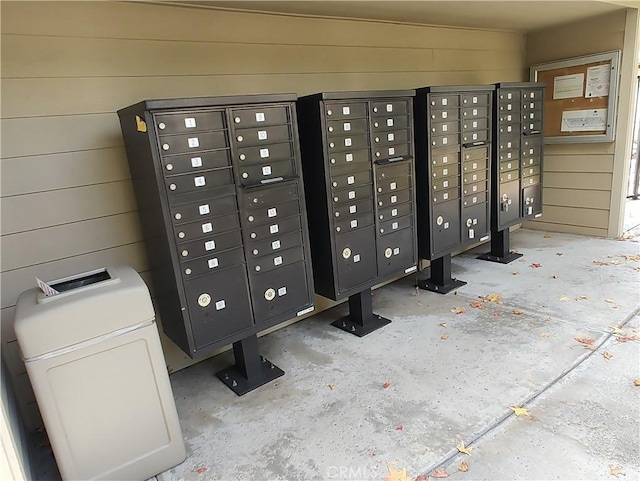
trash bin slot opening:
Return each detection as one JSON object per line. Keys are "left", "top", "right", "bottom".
{"left": 51, "top": 270, "right": 111, "bottom": 293}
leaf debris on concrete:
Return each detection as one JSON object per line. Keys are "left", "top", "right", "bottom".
{"left": 457, "top": 442, "right": 473, "bottom": 455}
{"left": 431, "top": 469, "right": 449, "bottom": 478}
{"left": 575, "top": 337, "right": 596, "bottom": 350}
{"left": 510, "top": 405, "right": 531, "bottom": 417}
{"left": 609, "top": 465, "right": 625, "bottom": 477}
{"left": 384, "top": 466, "right": 412, "bottom": 481}
{"left": 603, "top": 351, "right": 613, "bottom": 360}
{"left": 458, "top": 461, "right": 469, "bottom": 472}
{"left": 451, "top": 307, "right": 467, "bottom": 314}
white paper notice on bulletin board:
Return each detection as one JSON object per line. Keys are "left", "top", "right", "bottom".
{"left": 585, "top": 64, "right": 610, "bottom": 98}
{"left": 560, "top": 109, "right": 607, "bottom": 132}
{"left": 553, "top": 73, "right": 584, "bottom": 99}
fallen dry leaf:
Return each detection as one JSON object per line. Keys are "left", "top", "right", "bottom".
{"left": 395, "top": 425, "right": 404, "bottom": 431}
{"left": 510, "top": 406, "right": 531, "bottom": 417}
{"left": 575, "top": 295, "right": 589, "bottom": 301}
{"left": 593, "top": 260, "right": 609, "bottom": 266}
{"left": 196, "top": 467, "right": 208, "bottom": 474}
{"left": 605, "top": 299, "right": 615, "bottom": 304}
{"left": 384, "top": 466, "right": 412, "bottom": 481}
{"left": 540, "top": 332, "right": 549, "bottom": 338}
{"left": 559, "top": 296, "right": 571, "bottom": 301}
{"left": 415, "top": 476, "right": 429, "bottom": 481}
{"left": 441, "top": 334, "right": 449, "bottom": 340}
{"left": 610, "top": 260, "right": 622, "bottom": 265}
{"left": 609, "top": 466, "right": 625, "bottom": 477}
{"left": 457, "top": 442, "right": 473, "bottom": 455}
{"left": 609, "top": 326, "right": 624, "bottom": 334}
{"left": 634, "top": 379, "right": 640, "bottom": 386}
{"left": 556, "top": 252, "right": 563, "bottom": 256}
{"left": 575, "top": 337, "right": 596, "bottom": 350}
{"left": 482, "top": 294, "right": 502, "bottom": 303}
{"left": 530, "top": 263, "right": 542, "bottom": 268}
{"left": 431, "top": 469, "right": 449, "bottom": 478}
{"left": 470, "top": 300, "right": 485, "bottom": 309}
{"left": 328, "top": 384, "right": 335, "bottom": 390}
{"left": 458, "top": 461, "right": 469, "bottom": 472}
{"left": 513, "top": 309, "right": 524, "bottom": 315}
{"left": 544, "top": 234, "right": 552, "bottom": 238}
{"left": 616, "top": 334, "right": 639, "bottom": 343}
{"left": 493, "top": 311, "right": 502, "bottom": 317}
{"left": 512, "top": 271, "right": 519, "bottom": 275}
{"left": 451, "top": 307, "right": 466, "bottom": 314}
{"left": 603, "top": 351, "right": 613, "bottom": 360}
{"left": 383, "top": 381, "right": 391, "bottom": 389}
{"left": 439, "top": 322, "right": 447, "bottom": 328}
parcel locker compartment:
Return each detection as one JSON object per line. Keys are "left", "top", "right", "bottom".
{"left": 498, "top": 124, "right": 520, "bottom": 136}
{"left": 231, "top": 106, "right": 289, "bottom": 128}
{"left": 462, "top": 169, "right": 487, "bottom": 185}
{"left": 430, "top": 95, "right": 459, "bottom": 108}
{"left": 462, "top": 129, "right": 488, "bottom": 144}
{"left": 498, "top": 149, "right": 520, "bottom": 162}
{"left": 432, "top": 186, "right": 459, "bottom": 204}
{"left": 173, "top": 212, "right": 240, "bottom": 242}
{"left": 327, "top": 133, "right": 369, "bottom": 153}
{"left": 329, "top": 148, "right": 370, "bottom": 168}
{"left": 376, "top": 161, "right": 411, "bottom": 182}
{"left": 462, "top": 203, "right": 489, "bottom": 242}
{"left": 238, "top": 159, "right": 296, "bottom": 186}
{"left": 377, "top": 174, "right": 411, "bottom": 194}
{"left": 522, "top": 100, "right": 543, "bottom": 111}
{"left": 248, "top": 261, "right": 312, "bottom": 324}
{"left": 462, "top": 180, "right": 487, "bottom": 196}
{"left": 499, "top": 169, "right": 519, "bottom": 183}
{"left": 377, "top": 189, "right": 412, "bottom": 208}
{"left": 378, "top": 201, "right": 412, "bottom": 222}
{"left": 371, "top": 100, "right": 409, "bottom": 116}
{"left": 499, "top": 159, "right": 519, "bottom": 173}
{"left": 461, "top": 93, "right": 490, "bottom": 107}
{"left": 247, "top": 246, "right": 305, "bottom": 275}
{"left": 162, "top": 149, "right": 231, "bottom": 175}
{"left": 245, "top": 214, "right": 301, "bottom": 242}
{"left": 244, "top": 199, "right": 301, "bottom": 226}
{"left": 327, "top": 118, "right": 369, "bottom": 135}
{"left": 462, "top": 191, "right": 487, "bottom": 207}
{"left": 462, "top": 117, "right": 488, "bottom": 132}
{"left": 430, "top": 121, "right": 460, "bottom": 135}
{"left": 497, "top": 179, "right": 520, "bottom": 227}
{"left": 432, "top": 163, "right": 459, "bottom": 179}
{"left": 379, "top": 214, "right": 412, "bottom": 235}
{"left": 243, "top": 183, "right": 298, "bottom": 210}
{"left": 462, "top": 158, "right": 487, "bottom": 173}
{"left": 165, "top": 168, "right": 234, "bottom": 197}
{"left": 180, "top": 247, "right": 245, "bottom": 279}
{"left": 432, "top": 175, "right": 459, "bottom": 191}
{"left": 334, "top": 211, "right": 375, "bottom": 233}
{"left": 234, "top": 125, "right": 291, "bottom": 146}
{"left": 170, "top": 193, "right": 237, "bottom": 224}
{"left": 522, "top": 183, "right": 542, "bottom": 218}
{"left": 462, "top": 106, "right": 488, "bottom": 119}
{"left": 155, "top": 109, "right": 225, "bottom": 134}
{"left": 332, "top": 184, "right": 373, "bottom": 205}
{"left": 330, "top": 167, "right": 373, "bottom": 190}
{"left": 246, "top": 230, "right": 303, "bottom": 259}
{"left": 431, "top": 200, "right": 461, "bottom": 255}
{"left": 372, "top": 129, "right": 409, "bottom": 147}
{"left": 521, "top": 137, "right": 543, "bottom": 156}
{"left": 333, "top": 198, "right": 374, "bottom": 219}
{"left": 377, "top": 227, "right": 416, "bottom": 278}
{"left": 159, "top": 131, "right": 227, "bottom": 154}
{"left": 177, "top": 229, "right": 243, "bottom": 261}
{"left": 372, "top": 115, "right": 410, "bottom": 131}
{"left": 522, "top": 175, "right": 541, "bottom": 186}
{"left": 236, "top": 141, "right": 293, "bottom": 165}
{"left": 335, "top": 226, "right": 378, "bottom": 294}
{"left": 431, "top": 148, "right": 460, "bottom": 167}
{"left": 185, "top": 265, "right": 254, "bottom": 351}
{"left": 462, "top": 145, "right": 489, "bottom": 162}
{"left": 522, "top": 120, "right": 543, "bottom": 134}
{"left": 324, "top": 102, "right": 368, "bottom": 119}
{"left": 498, "top": 136, "right": 520, "bottom": 151}
{"left": 521, "top": 165, "right": 541, "bottom": 178}
{"left": 430, "top": 108, "right": 459, "bottom": 121}
{"left": 431, "top": 134, "right": 459, "bottom": 148}
{"left": 373, "top": 142, "right": 410, "bottom": 160}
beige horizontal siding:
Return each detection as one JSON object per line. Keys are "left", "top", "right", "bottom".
{"left": 543, "top": 187, "right": 611, "bottom": 210}
{"left": 543, "top": 172, "right": 613, "bottom": 191}
{"left": 524, "top": 220, "right": 608, "bottom": 237}
{"left": 541, "top": 205, "right": 610, "bottom": 229}
{"left": 544, "top": 155, "right": 615, "bottom": 173}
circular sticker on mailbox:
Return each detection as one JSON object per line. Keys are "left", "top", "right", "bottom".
{"left": 466, "top": 218, "right": 473, "bottom": 228}
{"left": 198, "top": 293, "right": 211, "bottom": 307}
{"left": 264, "top": 288, "right": 276, "bottom": 301}
{"left": 384, "top": 248, "right": 393, "bottom": 258}
{"left": 342, "top": 247, "right": 352, "bottom": 259}
{"left": 436, "top": 216, "right": 444, "bottom": 226}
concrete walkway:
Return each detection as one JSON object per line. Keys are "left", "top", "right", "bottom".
{"left": 161, "top": 228, "right": 640, "bottom": 481}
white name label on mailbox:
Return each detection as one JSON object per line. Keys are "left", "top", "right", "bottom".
{"left": 262, "top": 165, "right": 272, "bottom": 176}
{"left": 387, "top": 119, "right": 394, "bottom": 127}
{"left": 270, "top": 224, "right": 279, "bottom": 234}
{"left": 274, "top": 256, "right": 282, "bottom": 266}
{"left": 205, "top": 240, "right": 216, "bottom": 251}
{"left": 346, "top": 153, "right": 353, "bottom": 162}
{"left": 388, "top": 133, "right": 395, "bottom": 141}
{"left": 344, "top": 122, "right": 351, "bottom": 131}
{"left": 278, "top": 287, "right": 287, "bottom": 296}
{"left": 348, "top": 191, "right": 356, "bottom": 199}
{"left": 387, "top": 104, "right": 393, "bottom": 112}
{"left": 391, "top": 195, "right": 397, "bottom": 203}
{"left": 345, "top": 138, "right": 352, "bottom": 147}
{"left": 260, "top": 148, "right": 270, "bottom": 158}
{"left": 353, "top": 254, "right": 361, "bottom": 263}
{"left": 188, "top": 137, "right": 199, "bottom": 148}
{"left": 350, "top": 220, "right": 358, "bottom": 228}
{"left": 215, "top": 300, "right": 226, "bottom": 310}
{"left": 390, "top": 182, "right": 397, "bottom": 190}
{"left": 184, "top": 118, "right": 196, "bottom": 128}
{"left": 272, "top": 240, "right": 281, "bottom": 250}
{"left": 194, "top": 176, "right": 206, "bottom": 187}
{"left": 268, "top": 208, "right": 277, "bottom": 218}
{"left": 208, "top": 258, "right": 219, "bottom": 269}
{"left": 191, "top": 157, "right": 202, "bottom": 168}
{"left": 343, "top": 106, "right": 350, "bottom": 115}
{"left": 258, "top": 130, "right": 268, "bottom": 140}
{"left": 199, "top": 204, "right": 210, "bottom": 215}
{"left": 388, "top": 147, "right": 395, "bottom": 155}
{"left": 349, "top": 205, "right": 357, "bottom": 214}
{"left": 202, "top": 222, "right": 213, "bottom": 233}
{"left": 255, "top": 112, "right": 265, "bottom": 122}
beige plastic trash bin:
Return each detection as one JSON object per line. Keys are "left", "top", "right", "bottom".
{"left": 14, "top": 266, "right": 186, "bottom": 481}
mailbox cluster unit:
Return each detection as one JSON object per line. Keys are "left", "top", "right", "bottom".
{"left": 297, "top": 91, "right": 418, "bottom": 335}
{"left": 479, "top": 82, "right": 546, "bottom": 263}
{"left": 413, "top": 86, "right": 494, "bottom": 293}
{"left": 118, "top": 94, "right": 315, "bottom": 395}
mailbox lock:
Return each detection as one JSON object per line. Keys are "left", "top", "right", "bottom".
{"left": 264, "top": 288, "right": 276, "bottom": 301}
{"left": 328, "top": 127, "right": 334, "bottom": 132}
{"left": 239, "top": 154, "right": 246, "bottom": 161}
{"left": 342, "top": 247, "right": 352, "bottom": 259}
{"left": 158, "top": 122, "right": 166, "bottom": 130}
{"left": 197, "top": 293, "right": 211, "bottom": 307}
{"left": 181, "top": 250, "right": 189, "bottom": 257}
{"left": 234, "top": 116, "right": 241, "bottom": 123}
{"left": 466, "top": 218, "right": 473, "bottom": 228}
{"left": 253, "top": 249, "right": 259, "bottom": 255}
{"left": 174, "top": 213, "right": 182, "bottom": 220}
{"left": 436, "top": 216, "right": 444, "bottom": 226}
{"left": 384, "top": 248, "right": 393, "bottom": 259}
{"left": 166, "top": 163, "right": 173, "bottom": 171}
{"left": 237, "top": 135, "right": 244, "bottom": 142}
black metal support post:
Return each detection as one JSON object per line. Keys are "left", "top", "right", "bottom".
{"left": 215, "top": 334, "right": 284, "bottom": 396}
{"left": 332, "top": 289, "right": 391, "bottom": 337}
{"left": 418, "top": 254, "right": 467, "bottom": 294}
{"left": 477, "top": 228, "right": 522, "bottom": 264}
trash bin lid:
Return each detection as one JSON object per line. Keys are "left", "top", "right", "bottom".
{"left": 14, "top": 266, "right": 155, "bottom": 360}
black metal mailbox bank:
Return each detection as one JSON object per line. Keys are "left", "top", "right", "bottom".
{"left": 414, "top": 85, "right": 495, "bottom": 293}
{"left": 118, "top": 94, "right": 315, "bottom": 395}
{"left": 297, "top": 91, "right": 418, "bottom": 336}
{"left": 479, "top": 82, "right": 546, "bottom": 263}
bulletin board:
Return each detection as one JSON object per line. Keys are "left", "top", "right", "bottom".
{"left": 530, "top": 50, "right": 620, "bottom": 143}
